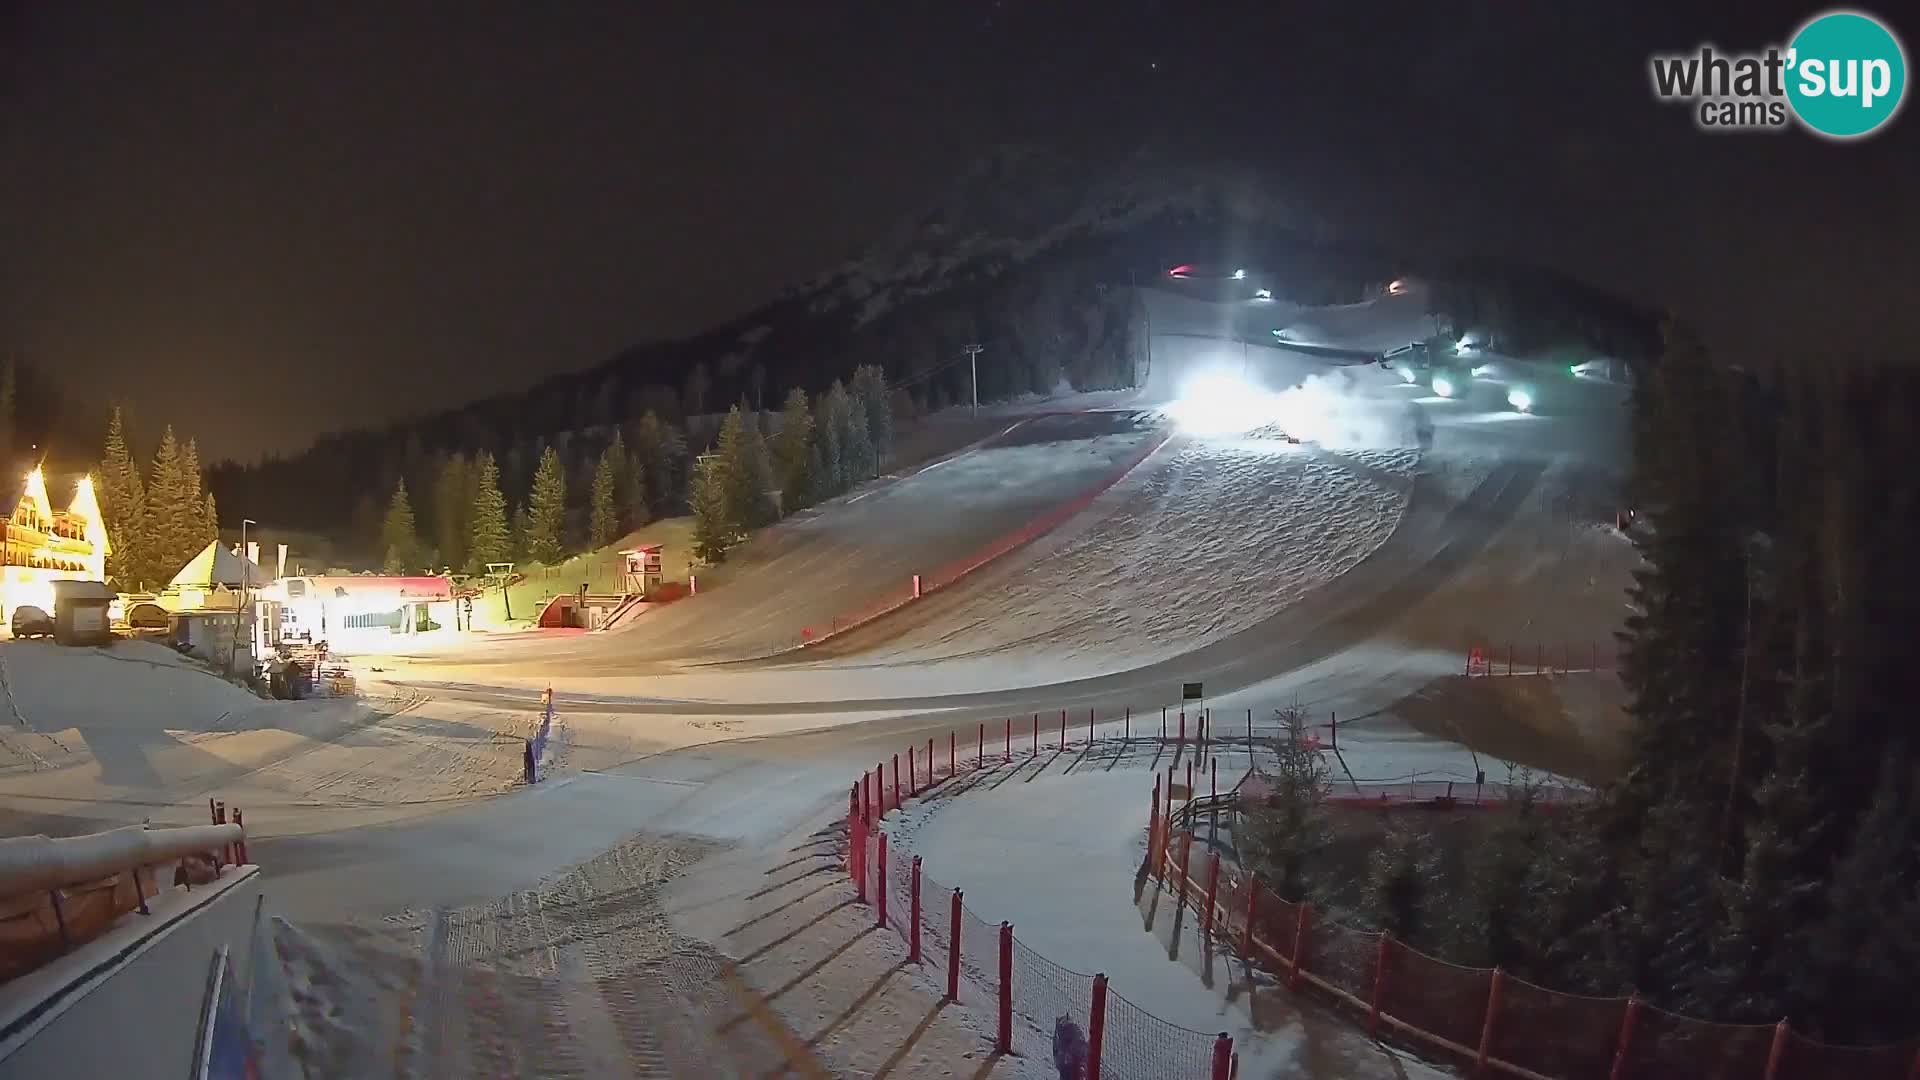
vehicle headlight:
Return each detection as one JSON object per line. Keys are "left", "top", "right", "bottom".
{"left": 1508, "top": 387, "right": 1534, "bottom": 412}
{"left": 1398, "top": 365, "right": 1419, "bottom": 384}
{"left": 1431, "top": 375, "right": 1455, "bottom": 398}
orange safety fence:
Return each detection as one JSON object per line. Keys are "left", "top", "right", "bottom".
{"left": 847, "top": 727, "right": 1227, "bottom": 1080}
{"left": 1157, "top": 828, "right": 1920, "bottom": 1080}
{"left": 1466, "top": 640, "right": 1620, "bottom": 677}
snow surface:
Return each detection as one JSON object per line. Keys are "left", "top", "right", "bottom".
{"left": 841, "top": 438, "right": 1419, "bottom": 686}
{"left": 884, "top": 764, "right": 1450, "bottom": 1079}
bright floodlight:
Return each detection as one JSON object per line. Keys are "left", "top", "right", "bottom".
{"left": 1431, "top": 374, "right": 1456, "bottom": 398}
{"left": 1397, "top": 365, "right": 1419, "bottom": 384}
{"left": 1233, "top": 268, "right": 1246, "bottom": 279}
{"left": 1508, "top": 387, "right": 1534, "bottom": 412}
{"left": 1470, "top": 364, "right": 1491, "bottom": 377}
{"left": 1254, "top": 287, "right": 1272, "bottom": 300}
{"left": 1167, "top": 371, "right": 1270, "bottom": 435}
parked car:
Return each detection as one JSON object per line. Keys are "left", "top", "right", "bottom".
{"left": 11, "top": 605, "right": 53, "bottom": 639}
{"left": 127, "top": 602, "right": 170, "bottom": 630}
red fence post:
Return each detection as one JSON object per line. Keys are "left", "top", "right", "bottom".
{"left": 1059, "top": 709, "right": 1067, "bottom": 749}
{"left": 876, "top": 762, "right": 885, "bottom": 813}
{"left": 1179, "top": 709, "right": 1186, "bottom": 744}
{"left": 1161, "top": 706, "right": 1167, "bottom": 741}
{"left": 908, "top": 744, "right": 916, "bottom": 797}
{"left": 1032, "top": 714, "right": 1039, "bottom": 755}
{"left": 1243, "top": 880, "right": 1258, "bottom": 959}
{"left": 979, "top": 722, "right": 985, "bottom": 766}
{"left": 1475, "top": 969, "right": 1505, "bottom": 1077}
{"left": 1370, "top": 932, "right": 1391, "bottom": 1038}
{"left": 1149, "top": 776, "right": 1162, "bottom": 871}
{"left": 877, "top": 832, "right": 890, "bottom": 929}
{"left": 1178, "top": 832, "right": 1195, "bottom": 905}
{"left": 949, "top": 731, "right": 956, "bottom": 777}
{"left": 852, "top": 813, "right": 868, "bottom": 903}
{"left": 1125, "top": 706, "right": 1131, "bottom": 740}
{"left": 1763, "top": 1019, "right": 1790, "bottom": 1080}
{"left": 1609, "top": 995, "right": 1641, "bottom": 1080}
{"left": 1211, "top": 758, "right": 1218, "bottom": 801}
{"left": 1290, "top": 903, "right": 1311, "bottom": 990}
{"left": 1005, "top": 717, "right": 1012, "bottom": 761}
{"left": 1186, "top": 760, "right": 1193, "bottom": 801}
{"left": 928, "top": 737, "right": 935, "bottom": 785}
{"left": 1203, "top": 851, "right": 1221, "bottom": 936}
{"left": 910, "top": 856, "right": 922, "bottom": 964}
{"left": 997, "top": 922, "right": 1013, "bottom": 1054}
{"left": 1247, "top": 707, "right": 1252, "bottom": 741}
{"left": 1088, "top": 706, "right": 1094, "bottom": 744}
{"left": 947, "top": 889, "right": 963, "bottom": 1001}
{"left": 892, "top": 754, "right": 901, "bottom": 811}
{"left": 1087, "top": 973, "right": 1108, "bottom": 1080}
{"left": 1211, "top": 1033, "right": 1233, "bottom": 1080}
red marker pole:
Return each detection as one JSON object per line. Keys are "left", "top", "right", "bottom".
{"left": 997, "top": 923, "right": 1013, "bottom": 1054}
{"left": 1059, "top": 709, "right": 1067, "bottom": 749}
{"left": 908, "top": 744, "right": 916, "bottom": 797}
{"left": 1087, "top": 974, "right": 1109, "bottom": 1080}
{"left": 910, "top": 856, "right": 922, "bottom": 963}
{"left": 1032, "top": 713, "right": 1039, "bottom": 755}
{"left": 949, "top": 732, "right": 955, "bottom": 778}
{"left": 892, "top": 754, "right": 901, "bottom": 811}
{"left": 978, "top": 721, "right": 985, "bottom": 766}
{"left": 1005, "top": 717, "right": 1011, "bottom": 761}
{"left": 1088, "top": 706, "right": 1094, "bottom": 744}
{"left": 876, "top": 832, "right": 890, "bottom": 929}
{"left": 946, "top": 889, "right": 963, "bottom": 1001}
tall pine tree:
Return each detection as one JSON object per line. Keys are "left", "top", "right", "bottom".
{"left": 147, "top": 426, "right": 191, "bottom": 579}
{"left": 381, "top": 478, "right": 418, "bottom": 573}
{"left": 688, "top": 452, "right": 731, "bottom": 563}
{"left": 525, "top": 446, "right": 567, "bottom": 563}
{"left": 716, "top": 404, "right": 776, "bottom": 530}
{"left": 99, "top": 407, "right": 148, "bottom": 588}
{"left": 433, "top": 453, "right": 472, "bottom": 574}
{"left": 772, "top": 387, "right": 816, "bottom": 512}
{"left": 590, "top": 438, "right": 622, "bottom": 548}
{"left": 850, "top": 364, "right": 892, "bottom": 467}
{"left": 466, "top": 451, "right": 511, "bottom": 572}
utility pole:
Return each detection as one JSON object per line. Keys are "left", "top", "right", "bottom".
{"left": 963, "top": 344, "right": 983, "bottom": 417}
{"left": 230, "top": 518, "right": 255, "bottom": 677}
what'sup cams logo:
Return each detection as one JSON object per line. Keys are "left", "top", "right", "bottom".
{"left": 1650, "top": 9, "right": 1907, "bottom": 139}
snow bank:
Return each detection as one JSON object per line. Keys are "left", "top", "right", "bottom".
{"left": 1, "top": 639, "right": 264, "bottom": 734}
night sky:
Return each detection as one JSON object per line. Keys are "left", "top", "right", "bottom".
{"left": 4, "top": 2, "right": 1916, "bottom": 461}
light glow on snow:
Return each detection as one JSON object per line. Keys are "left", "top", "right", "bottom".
{"left": 1431, "top": 374, "right": 1456, "bottom": 398}
{"left": 1166, "top": 370, "right": 1276, "bottom": 435}
{"left": 1507, "top": 387, "right": 1534, "bottom": 412}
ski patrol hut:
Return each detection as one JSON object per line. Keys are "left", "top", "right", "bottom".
{"left": 620, "top": 545, "right": 664, "bottom": 598}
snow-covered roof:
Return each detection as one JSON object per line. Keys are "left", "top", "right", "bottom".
{"left": 169, "top": 540, "right": 272, "bottom": 589}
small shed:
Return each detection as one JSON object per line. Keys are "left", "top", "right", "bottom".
{"left": 50, "top": 579, "right": 115, "bottom": 646}
{"left": 620, "top": 545, "right": 664, "bottom": 598}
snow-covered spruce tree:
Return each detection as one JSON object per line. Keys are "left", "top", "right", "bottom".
{"left": 1239, "top": 708, "right": 1333, "bottom": 903}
